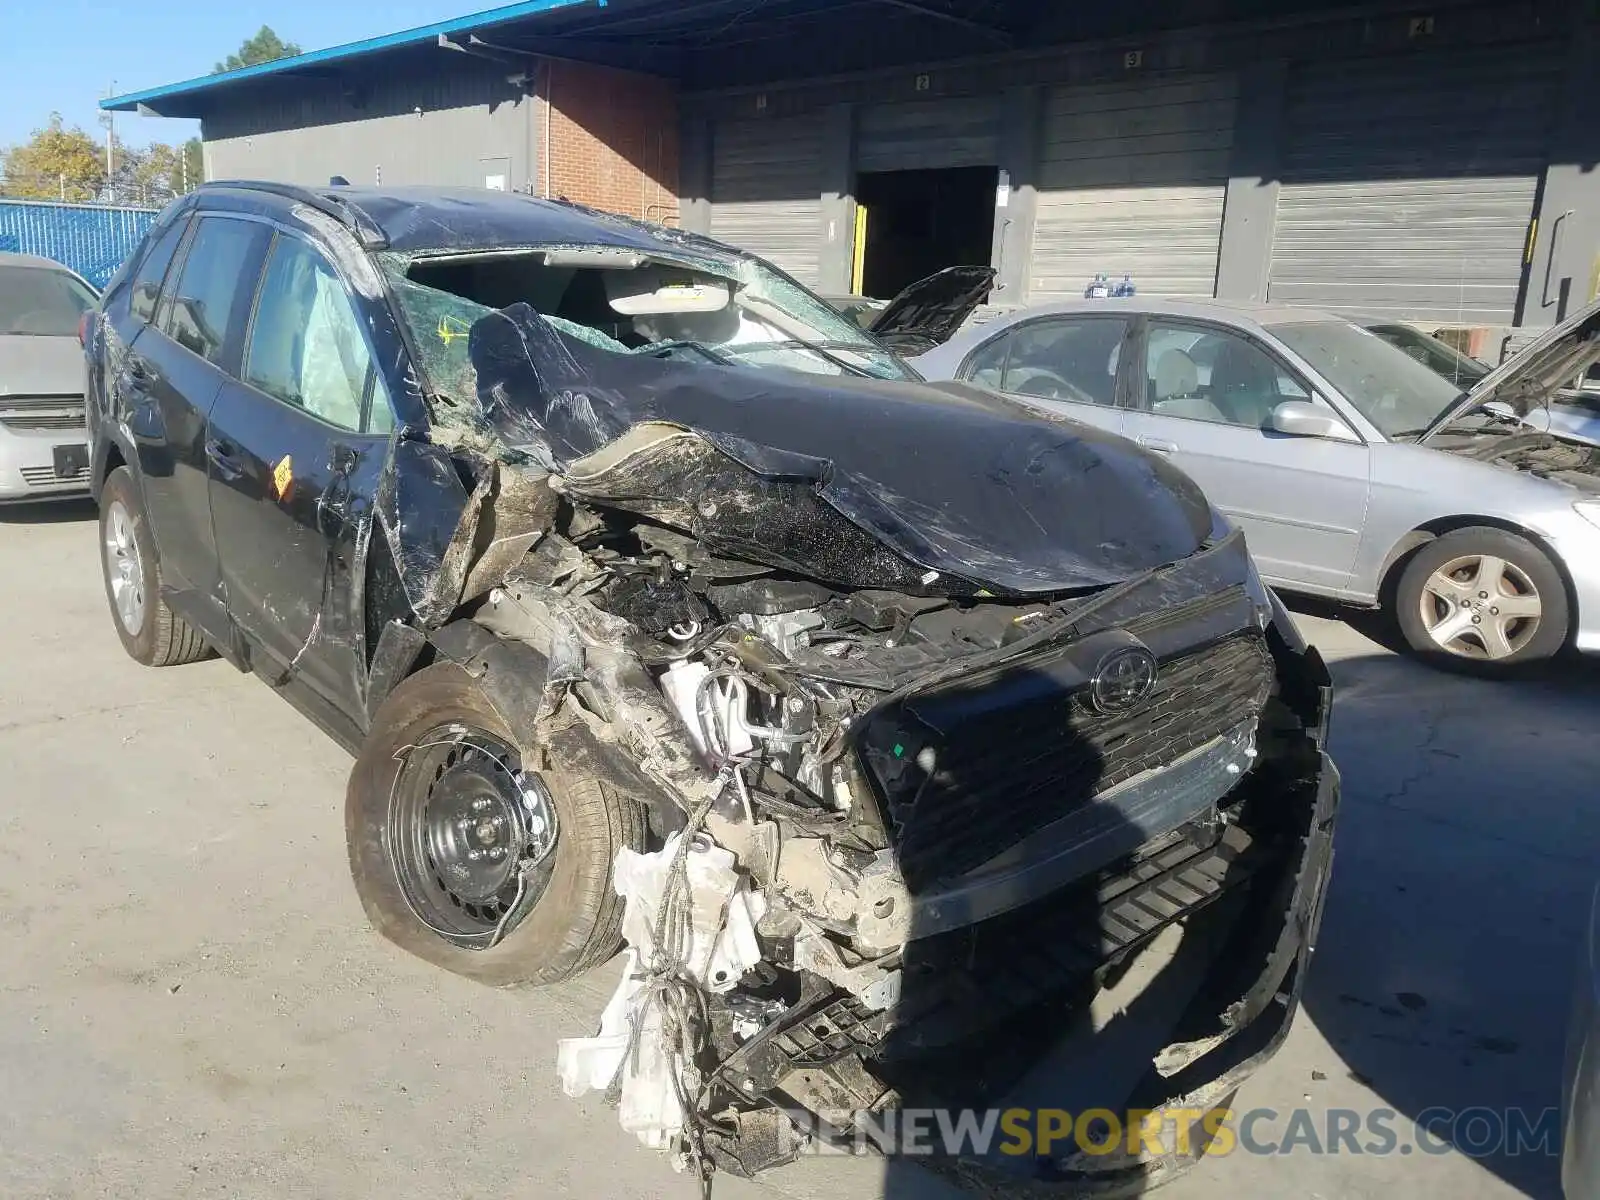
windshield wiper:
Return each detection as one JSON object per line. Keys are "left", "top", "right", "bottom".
{"left": 731, "top": 338, "right": 878, "bottom": 378}
{"left": 638, "top": 339, "right": 734, "bottom": 366}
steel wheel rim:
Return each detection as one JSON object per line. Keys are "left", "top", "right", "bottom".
{"left": 103, "top": 500, "right": 146, "bottom": 636}
{"left": 1417, "top": 553, "right": 1543, "bottom": 661}
{"left": 387, "top": 726, "right": 557, "bottom": 945}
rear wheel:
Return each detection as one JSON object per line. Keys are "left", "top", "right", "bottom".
{"left": 99, "top": 466, "right": 211, "bottom": 667}
{"left": 346, "top": 663, "right": 645, "bottom": 987}
{"left": 1394, "top": 527, "right": 1569, "bottom": 668}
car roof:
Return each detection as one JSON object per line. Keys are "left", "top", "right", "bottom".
{"left": 976, "top": 296, "right": 1350, "bottom": 330}
{"left": 197, "top": 182, "right": 733, "bottom": 260}
{"left": 0, "top": 251, "right": 78, "bottom": 273}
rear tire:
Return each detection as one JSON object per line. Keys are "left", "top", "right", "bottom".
{"left": 99, "top": 466, "right": 212, "bottom": 667}
{"left": 1393, "top": 526, "right": 1569, "bottom": 669}
{"left": 346, "top": 662, "right": 645, "bottom": 987}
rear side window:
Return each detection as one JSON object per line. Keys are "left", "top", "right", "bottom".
{"left": 244, "top": 236, "right": 383, "bottom": 433}
{"left": 158, "top": 216, "right": 267, "bottom": 365}
{"left": 129, "top": 218, "right": 188, "bottom": 324}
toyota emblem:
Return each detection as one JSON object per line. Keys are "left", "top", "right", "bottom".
{"left": 1087, "top": 645, "right": 1159, "bottom": 715}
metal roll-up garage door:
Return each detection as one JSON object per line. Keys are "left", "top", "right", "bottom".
{"left": 1268, "top": 50, "right": 1558, "bottom": 325}
{"left": 856, "top": 96, "right": 1001, "bottom": 172}
{"left": 710, "top": 115, "right": 825, "bottom": 285}
{"left": 1031, "top": 73, "right": 1238, "bottom": 300}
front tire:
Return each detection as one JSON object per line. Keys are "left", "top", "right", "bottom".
{"left": 1394, "top": 527, "right": 1569, "bottom": 668}
{"left": 346, "top": 663, "right": 645, "bottom": 987}
{"left": 99, "top": 466, "right": 211, "bottom": 667}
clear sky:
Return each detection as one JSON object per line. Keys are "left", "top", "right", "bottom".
{"left": 1, "top": 0, "right": 477, "bottom": 151}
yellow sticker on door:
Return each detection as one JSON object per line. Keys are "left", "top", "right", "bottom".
{"left": 271, "top": 454, "right": 293, "bottom": 502}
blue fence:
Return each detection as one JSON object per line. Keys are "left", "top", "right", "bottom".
{"left": 0, "top": 199, "right": 159, "bottom": 290}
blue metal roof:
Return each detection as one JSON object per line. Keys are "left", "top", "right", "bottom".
{"left": 101, "top": 0, "right": 604, "bottom": 113}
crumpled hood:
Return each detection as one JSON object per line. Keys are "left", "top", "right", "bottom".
{"left": 1424, "top": 298, "right": 1600, "bottom": 439}
{"left": 462, "top": 304, "right": 1212, "bottom": 596}
{"left": 0, "top": 335, "right": 84, "bottom": 397}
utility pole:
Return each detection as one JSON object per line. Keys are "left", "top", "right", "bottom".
{"left": 98, "top": 81, "right": 116, "bottom": 200}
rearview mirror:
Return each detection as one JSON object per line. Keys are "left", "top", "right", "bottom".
{"left": 1270, "top": 400, "right": 1359, "bottom": 443}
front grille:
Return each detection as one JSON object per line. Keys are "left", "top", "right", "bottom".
{"left": 0, "top": 396, "right": 86, "bottom": 433}
{"left": 2, "top": 413, "right": 84, "bottom": 431}
{"left": 889, "top": 821, "right": 1261, "bottom": 1049}
{"left": 20, "top": 464, "right": 86, "bottom": 487}
{"left": 859, "top": 633, "right": 1276, "bottom": 885}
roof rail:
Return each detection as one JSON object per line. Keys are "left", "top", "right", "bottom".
{"left": 198, "top": 180, "right": 389, "bottom": 249}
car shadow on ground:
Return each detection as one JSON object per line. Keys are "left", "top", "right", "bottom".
{"left": 1289, "top": 605, "right": 1598, "bottom": 1199}
{"left": 0, "top": 498, "right": 97, "bottom": 525}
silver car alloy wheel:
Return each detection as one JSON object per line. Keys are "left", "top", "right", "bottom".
{"left": 104, "top": 499, "right": 146, "bottom": 636}
{"left": 1418, "top": 553, "right": 1542, "bottom": 661}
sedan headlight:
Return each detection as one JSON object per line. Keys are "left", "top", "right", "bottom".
{"left": 1576, "top": 501, "right": 1600, "bottom": 532}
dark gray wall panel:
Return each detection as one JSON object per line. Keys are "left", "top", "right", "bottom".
{"left": 203, "top": 57, "right": 535, "bottom": 192}
{"left": 1268, "top": 48, "right": 1560, "bottom": 325}
{"left": 1032, "top": 73, "right": 1237, "bottom": 300}
{"left": 855, "top": 96, "right": 1002, "bottom": 173}
{"left": 709, "top": 114, "right": 825, "bottom": 285}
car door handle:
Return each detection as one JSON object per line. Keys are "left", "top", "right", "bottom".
{"left": 205, "top": 437, "right": 246, "bottom": 480}
{"left": 1138, "top": 435, "right": 1178, "bottom": 454}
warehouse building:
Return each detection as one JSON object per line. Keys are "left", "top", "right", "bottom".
{"left": 105, "top": 0, "right": 1599, "bottom": 350}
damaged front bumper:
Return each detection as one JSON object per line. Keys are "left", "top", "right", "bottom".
{"left": 560, "top": 610, "right": 1339, "bottom": 1191}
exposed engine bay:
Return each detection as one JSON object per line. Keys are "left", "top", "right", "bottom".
{"left": 1438, "top": 427, "right": 1600, "bottom": 494}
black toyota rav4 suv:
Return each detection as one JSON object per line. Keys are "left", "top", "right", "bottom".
{"left": 87, "top": 182, "right": 1338, "bottom": 1189}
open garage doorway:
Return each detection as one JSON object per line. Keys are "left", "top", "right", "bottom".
{"left": 854, "top": 166, "right": 997, "bottom": 300}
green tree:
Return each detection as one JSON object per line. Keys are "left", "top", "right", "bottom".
{"left": 214, "top": 25, "right": 302, "bottom": 73}
{"left": 182, "top": 137, "right": 205, "bottom": 190}
{"left": 0, "top": 113, "right": 105, "bottom": 201}
{"left": 132, "top": 142, "right": 180, "bottom": 201}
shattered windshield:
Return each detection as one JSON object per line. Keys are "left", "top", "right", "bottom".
{"left": 380, "top": 246, "right": 917, "bottom": 412}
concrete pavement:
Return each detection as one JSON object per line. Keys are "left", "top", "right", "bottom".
{"left": 1, "top": 500, "right": 1595, "bottom": 1199}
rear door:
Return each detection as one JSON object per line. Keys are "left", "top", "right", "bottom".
{"left": 1120, "top": 316, "right": 1371, "bottom": 592}
{"left": 956, "top": 313, "right": 1133, "bottom": 438}
{"left": 207, "top": 230, "right": 394, "bottom": 721}
{"left": 93, "top": 211, "right": 187, "bottom": 438}
{"left": 120, "top": 214, "right": 271, "bottom": 643}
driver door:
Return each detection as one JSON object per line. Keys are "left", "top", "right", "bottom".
{"left": 958, "top": 314, "right": 1132, "bottom": 438}
{"left": 206, "top": 232, "right": 394, "bottom": 724}
{"left": 1120, "top": 318, "right": 1372, "bottom": 593}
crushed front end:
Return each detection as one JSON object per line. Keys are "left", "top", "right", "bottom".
{"left": 376, "top": 285, "right": 1340, "bottom": 1192}
{"left": 447, "top": 449, "right": 1336, "bottom": 1189}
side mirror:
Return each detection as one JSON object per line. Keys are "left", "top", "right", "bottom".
{"left": 1270, "top": 400, "right": 1359, "bottom": 443}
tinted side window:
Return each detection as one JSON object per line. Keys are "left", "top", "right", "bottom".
{"left": 158, "top": 216, "right": 266, "bottom": 365}
{"left": 244, "top": 236, "right": 376, "bottom": 433}
{"left": 129, "top": 217, "right": 188, "bottom": 324}
{"left": 993, "top": 317, "right": 1129, "bottom": 406}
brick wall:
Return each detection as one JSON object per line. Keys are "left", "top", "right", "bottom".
{"left": 544, "top": 60, "right": 679, "bottom": 224}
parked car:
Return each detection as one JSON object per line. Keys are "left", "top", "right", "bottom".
{"left": 819, "top": 263, "right": 995, "bottom": 353}
{"left": 1358, "top": 317, "right": 1600, "bottom": 447}
{"left": 0, "top": 252, "right": 98, "bottom": 502}
{"left": 913, "top": 297, "right": 1600, "bottom": 669}
{"left": 87, "top": 183, "right": 1337, "bottom": 1187}
{"left": 1355, "top": 318, "right": 1492, "bottom": 388}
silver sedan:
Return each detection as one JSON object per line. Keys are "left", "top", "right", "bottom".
{"left": 912, "top": 297, "right": 1600, "bottom": 669}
